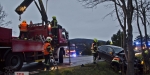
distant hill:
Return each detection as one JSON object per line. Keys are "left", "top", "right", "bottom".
{"left": 69, "top": 38, "right": 106, "bottom": 44}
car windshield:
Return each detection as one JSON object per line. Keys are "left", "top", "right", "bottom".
{"left": 113, "top": 47, "right": 123, "bottom": 53}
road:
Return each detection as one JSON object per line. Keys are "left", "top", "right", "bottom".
{"left": 63, "top": 55, "right": 94, "bottom": 67}
{"left": 0, "top": 56, "right": 102, "bottom": 75}
{"left": 21, "top": 55, "right": 94, "bottom": 71}
{"left": 21, "top": 55, "right": 104, "bottom": 74}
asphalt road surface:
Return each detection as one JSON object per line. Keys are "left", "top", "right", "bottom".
{"left": 21, "top": 55, "right": 94, "bottom": 71}
{"left": 0, "top": 56, "right": 102, "bottom": 75}
{"left": 21, "top": 56, "right": 93, "bottom": 71}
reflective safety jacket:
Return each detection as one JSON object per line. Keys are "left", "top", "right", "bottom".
{"left": 43, "top": 42, "right": 52, "bottom": 55}
{"left": 51, "top": 19, "right": 58, "bottom": 28}
{"left": 19, "top": 21, "right": 28, "bottom": 31}
{"left": 91, "top": 43, "right": 98, "bottom": 50}
{"left": 112, "top": 57, "right": 120, "bottom": 63}
{"left": 91, "top": 42, "right": 98, "bottom": 53}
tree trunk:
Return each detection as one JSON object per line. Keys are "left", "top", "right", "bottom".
{"left": 123, "top": 30, "right": 127, "bottom": 75}
{"left": 135, "top": 0, "right": 144, "bottom": 55}
{"left": 142, "top": 8, "right": 150, "bottom": 72}
{"left": 126, "top": 23, "right": 135, "bottom": 75}
{"left": 126, "top": 0, "right": 135, "bottom": 75}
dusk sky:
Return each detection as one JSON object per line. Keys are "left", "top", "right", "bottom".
{"left": 0, "top": 0, "right": 149, "bottom": 41}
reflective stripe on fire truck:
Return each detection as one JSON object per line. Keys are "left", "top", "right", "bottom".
{"left": 35, "top": 59, "right": 44, "bottom": 62}
{"left": 0, "top": 47, "right": 11, "bottom": 48}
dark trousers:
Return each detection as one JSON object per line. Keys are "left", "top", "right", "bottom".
{"left": 44, "top": 54, "right": 50, "bottom": 69}
{"left": 111, "top": 62, "right": 120, "bottom": 71}
{"left": 93, "top": 52, "right": 98, "bottom": 62}
{"left": 19, "top": 31, "right": 27, "bottom": 39}
{"left": 51, "top": 28, "right": 58, "bottom": 37}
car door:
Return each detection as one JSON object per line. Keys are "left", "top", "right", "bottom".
{"left": 98, "top": 46, "right": 108, "bottom": 60}
{"left": 106, "top": 47, "right": 114, "bottom": 62}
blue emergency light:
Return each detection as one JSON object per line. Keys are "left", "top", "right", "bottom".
{"left": 135, "top": 42, "right": 140, "bottom": 45}
{"left": 72, "top": 54, "right": 76, "bottom": 57}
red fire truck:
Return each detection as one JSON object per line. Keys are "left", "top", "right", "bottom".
{"left": 0, "top": 0, "right": 69, "bottom": 71}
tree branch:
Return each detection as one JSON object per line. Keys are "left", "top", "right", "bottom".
{"left": 114, "top": 0, "right": 124, "bottom": 28}
{"left": 102, "top": 9, "right": 115, "bottom": 19}
{"left": 0, "top": 4, "right": 11, "bottom": 27}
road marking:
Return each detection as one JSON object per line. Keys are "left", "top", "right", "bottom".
{"left": 35, "top": 59, "right": 44, "bottom": 62}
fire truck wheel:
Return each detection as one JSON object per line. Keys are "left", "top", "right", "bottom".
{"left": 0, "top": 61, "right": 5, "bottom": 72}
{"left": 59, "top": 48, "right": 64, "bottom": 63}
{"left": 5, "top": 53, "right": 23, "bottom": 71}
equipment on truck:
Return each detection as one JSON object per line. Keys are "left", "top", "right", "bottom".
{"left": 0, "top": 0, "right": 69, "bottom": 71}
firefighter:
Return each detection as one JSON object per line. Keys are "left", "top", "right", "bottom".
{"left": 18, "top": 20, "right": 28, "bottom": 40}
{"left": 91, "top": 38, "right": 99, "bottom": 64}
{"left": 43, "top": 37, "right": 53, "bottom": 71}
{"left": 111, "top": 56, "right": 121, "bottom": 73}
{"left": 51, "top": 16, "right": 58, "bottom": 38}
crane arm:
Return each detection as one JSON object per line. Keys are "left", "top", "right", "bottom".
{"left": 37, "top": 0, "right": 48, "bottom": 24}
{"left": 15, "top": 0, "right": 49, "bottom": 24}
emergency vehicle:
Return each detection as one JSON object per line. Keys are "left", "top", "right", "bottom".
{"left": 65, "top": 44, "right": 76, "bottom": 57}
{"left": 0, "top": 0, "right": 69, "bottom": 71}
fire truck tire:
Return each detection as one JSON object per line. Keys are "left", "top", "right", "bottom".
{"left": 59, "top": 48, "right": 64, "bottom": 63}
{"left": 0, "top": 61, "right": 5, "bottom": 72}
{"left": 5, "top": 53, "right": 23, "bottom": 71}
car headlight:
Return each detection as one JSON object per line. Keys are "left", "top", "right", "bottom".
{"left": 135, "top": 47, "right": 138, "bottom": 50}
{"left": 141, "top": 60, "right": 144, "bottom": 65}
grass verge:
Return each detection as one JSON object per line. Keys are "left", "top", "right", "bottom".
{"left": 31, "top": 61, "right": 119, "bottom": 75}
{"left": 31, "top": 61, "right": 150, "bottom": 75}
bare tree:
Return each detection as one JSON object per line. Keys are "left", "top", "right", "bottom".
{"left": 78, "top": 0, "right": 135, "bottom": 75}
{"left": 138, "top": 0, "right": 150, "bottom": 53}
{"left": 134, "top": 0, "right": 150, "bottom": 73}
{"left": 0, "top": 4, "right": 11, "bottom": 27}
{"left": 134, "top": 0, "right": 143, "bottom": 59}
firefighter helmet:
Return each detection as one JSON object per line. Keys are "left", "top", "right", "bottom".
{"left": 52, "top": 16, "right": 56, "bottom": 19}
{"left": 46, "top": 37, "right": 52, "bottom": 42}
{"left": 94, "top": 38, "right": 98, "bottom": 43}
{"left": 22, "top": 20, "right": 26, "bottom": 23}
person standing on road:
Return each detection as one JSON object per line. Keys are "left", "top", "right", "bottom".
{"left": 91, "top": 38, "right": 99, "bottom": 64}
{"left": 43, "top": 37, "right": 53, "bottom": 71}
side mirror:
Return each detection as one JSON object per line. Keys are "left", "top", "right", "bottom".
{"left": 62, "top": 35, "right": 66, "bottom": 39}
{"left": 66, "top": 32, "right": 69, "bottom": 39}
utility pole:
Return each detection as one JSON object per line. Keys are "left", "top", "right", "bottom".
{"left": 121, "top": 33, "right": 122, "bottom": 47}
{"left": 68, "top": 41, "right": 71, "bottom": 65}
{"left": 120, "top": 31, "right": 123, "bottom": 47}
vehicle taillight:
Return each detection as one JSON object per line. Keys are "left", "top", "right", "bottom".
{"left": 48, "top": 24, "right": 51, "bottom": 30}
